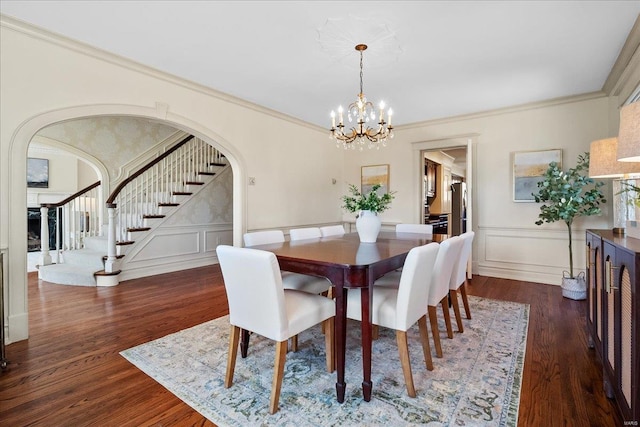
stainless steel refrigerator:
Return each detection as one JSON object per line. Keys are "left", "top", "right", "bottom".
{"left": 451, "top": 182, "right": 467, "bottom": 236}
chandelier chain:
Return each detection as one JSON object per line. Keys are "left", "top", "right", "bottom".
{"left": 359, "top": 49, "right": 364, "bottom": 96}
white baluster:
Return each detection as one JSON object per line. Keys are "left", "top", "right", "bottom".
{"left": 38, "top": 206, "right": 52, "bottom": 266}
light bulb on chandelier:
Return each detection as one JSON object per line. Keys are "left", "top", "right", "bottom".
{"left": 329, "top": 44, "right": 394, "bottom": 150}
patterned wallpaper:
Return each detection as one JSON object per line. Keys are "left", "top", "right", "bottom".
{"left": 38, "top": 117, "right": 176, "bottom": 180}
{"left": 163, "top": 166, "right": 233, "bottom": 226}
{"left": 38, "top": 116, "right": 233, "bottom": 228}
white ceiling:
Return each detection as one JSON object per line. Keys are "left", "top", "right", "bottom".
{"left": 2, "top": 1, "right": 639, "bottom": 129}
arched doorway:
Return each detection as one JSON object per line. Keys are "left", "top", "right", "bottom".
{"left": 6, "top": 104, "right": 247, "bottom": 343}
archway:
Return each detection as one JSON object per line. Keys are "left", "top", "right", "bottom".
{"left": 7, "top": 104, "right": 247, "bottom": 343}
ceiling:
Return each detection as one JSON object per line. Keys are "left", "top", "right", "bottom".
{"left": 2, "top": 1, "right": 639, "bottom": 129}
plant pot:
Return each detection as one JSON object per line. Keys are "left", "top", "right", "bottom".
{"left": 356, "top": 210, "right": 381, "bottom": 243}
{"left": 561, "top": 271, "right": 586, "bottom": 300}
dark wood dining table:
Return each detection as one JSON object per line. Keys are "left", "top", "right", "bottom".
{"left": 249, "top": 231, "right": 443, "bottom": 403}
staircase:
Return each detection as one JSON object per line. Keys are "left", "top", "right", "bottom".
{"left": 38, "top": 135, "right": 228, "bottom": 286}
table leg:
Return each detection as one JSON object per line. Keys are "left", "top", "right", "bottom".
{"left": 360, "top": 281, "right": 373, "bottom": 401}
{"left": 335, "top": 284, "right": 347, "bottom": 403}
{"left": 240, "top": 329, "right": 250, "bottom": 358}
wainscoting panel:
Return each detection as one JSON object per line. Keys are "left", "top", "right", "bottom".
{"left": 477, "top": 226, "right": 587, "bottom": 286}
{"left": 119, "top": 225, "right": 232, "bottom": 282}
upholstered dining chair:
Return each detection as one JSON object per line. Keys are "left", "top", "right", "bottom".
{"left": 346, "top": 242, "right": 440, "bottom": 397}
{"left": 449, "top": 231, "right": 475, "bottom": 333}
{"left": 216, "top": 245, "right": 335, "bottom": 414}
{"left": 427, "top": 235, "right": 464, "bottom": 358}
{"left": 289, "top": 227, "right": 322, "bottom": 240}
{"left": 244, "top": 229, "right": 332, "bottom": 351}
{"left": 396, "top": 223, "right": 434, "bottom": 234}
{"left": 243, "top": 230, "right": 331, "bottom": 296}
{"left": 319, "top": 224, "right": 346, "bottom": 237}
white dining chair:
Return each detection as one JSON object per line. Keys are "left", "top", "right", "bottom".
{"left": 319, "top": 224, "right": 346, "bottom": 237}
{"left": 427, "top": 235, "right": 464, "bottom": 358}
{"left": 396, "top": 223, "right": 434, "bottom": 234}
{"left": 346, "top": 242, "right": 440, "bottom": 397}
{"left": 289, "top": 227, "right": 322, "bottom": 240}
{"left": 243, "top": 230, "right": 331, "bottom": 296}
{"left": 449, "top": 231, "right": 475, "bottom": 332}
{"left": 216, "top": 245, "right": 335, "bottom": 414}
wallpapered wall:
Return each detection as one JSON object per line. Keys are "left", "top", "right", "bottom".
{"left": 38, "top": 116, "right": 177, "bottom": 181}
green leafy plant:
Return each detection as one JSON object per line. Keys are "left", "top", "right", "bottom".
{"left": 342, "top": 183, "right": 395, "bottom": 214}
{"left": 533, "top": 152, "right": 606, "bottom": 278}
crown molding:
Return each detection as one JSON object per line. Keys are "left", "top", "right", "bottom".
{"left": 399, "top": 91, "right": 607, "bottom": 130}
{"left": 602, "top": 14, "right": 640, "bottom": 101}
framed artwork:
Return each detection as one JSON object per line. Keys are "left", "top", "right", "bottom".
{"left": 513, "top": 149, "right": 561, "bottom": 202}
{"left": 361, "top": 164, "right": 390, "bottom": 195}
{"left": 27, "top": 157, "right": 49, "bottom": 188}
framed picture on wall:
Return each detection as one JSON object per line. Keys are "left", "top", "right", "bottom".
{"left": 27, "top": 157, "right": 49, "bottom": 188}
{"left": 512, "top": 149, "right": 562, "bottom": 202}
{"left": 361, "top": 164, "right": 390, "bottom": 195}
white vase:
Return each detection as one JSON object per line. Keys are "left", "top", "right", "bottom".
{"left": 356, "top": 210, "right": 381, "bottom": 243}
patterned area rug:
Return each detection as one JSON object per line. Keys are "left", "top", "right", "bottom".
{"left": 121, "top": 296, "right": 529, "bottom": 426}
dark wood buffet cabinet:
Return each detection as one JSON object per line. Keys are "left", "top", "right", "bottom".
{"left": 586, "top": 230, "right": 639, "bottom": 423}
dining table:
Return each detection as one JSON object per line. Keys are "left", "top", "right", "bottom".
{"left": 248, "top": 231, "right": 444, "bottom": 403}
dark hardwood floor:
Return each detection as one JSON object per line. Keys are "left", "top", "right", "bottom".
{"left": 0, "top": 268, "right": 622, "bottom": 426}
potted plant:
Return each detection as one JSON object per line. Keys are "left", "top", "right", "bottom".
{"left": 533, "top": 152, "right": 606, "bottom": 299}
{"left": 342, "top": 183, "right": 395, "bottom": 242}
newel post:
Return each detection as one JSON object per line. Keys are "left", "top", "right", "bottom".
{"left": 38, "top": 206, "right": 52, "bottom": 266}
{"left": 105, "top": 205, "right": 117, "bottom": 273}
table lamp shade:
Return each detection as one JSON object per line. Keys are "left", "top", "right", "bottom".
{"left": 617, "top": 101, "right": 640, "bottom": 162}
{"left": 590, "top": 137, "right": 640, "bottom": 178}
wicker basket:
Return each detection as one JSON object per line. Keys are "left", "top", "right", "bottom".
{"left": 561, "top": 272, "right": 586, "bottom": 300}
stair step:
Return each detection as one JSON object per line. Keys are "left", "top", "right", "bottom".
{"left": 127, "top": 227, "right": 151, "bottom": 232}
{"left": 39, "top": 263, "right": 98, "bottom": 286}
{"left": 143, "top": 214, "right": 166, "bottom": 219}
{"left": 172, "top": 191, "right": 193, "bottom": 196}
{"left": 198, "top": 172, "right": 216, "bottom": 176}
{"left": 62, "top": 249, "right": 105, "bottom": 270}
{"left": 94, "top": 269, "right": 122, "bottom": 277}
{"left": 158, "top": 203, "right": 180, "bottom": 207}
{"left": 102, "top": 255, "right": 125, "bottom": 261}
{"left": 209, "top": 162, "right": 226, "bottom": 167}
{"left": 185, "top": 181, "right": 204, "bottom": 185}
{"left": 84, "top": 236, "right": 108, "bottom": 252}
{"left": 116, "top": 241, "right": 135, "bottom": 246}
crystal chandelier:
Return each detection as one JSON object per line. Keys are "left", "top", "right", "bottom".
{"left": 330, "top": 44, "right": 394, "bottom": 150}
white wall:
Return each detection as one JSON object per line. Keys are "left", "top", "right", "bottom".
{"left": 26, "top": 146, "right": 78, "bottom": 207}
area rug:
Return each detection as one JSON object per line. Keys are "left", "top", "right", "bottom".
{"left": 121, "top": 296, "right": 529, "bottom": 426}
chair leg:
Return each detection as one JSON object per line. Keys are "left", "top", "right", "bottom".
{"left": 440, "top": 296, "right": 454, "bottom": 339}
{"left": 450, "top": 289, "right": 464, "bottom": 333}
{"left": 417, "top": 315, "right": 434, "bottom": 371}
{"left": 269, "top": 340, "right": 288, "bottom": 414}
{"left": 395, "top": 330, "right": 416, "bottom": 398}
{"left": 225, "top": 325, "right": 240, "bottom": 388}
{"left": 428, "top": 305, "right": 443, "bottom": 358}
{"left": 372, "top": 324, "right": 380, "bottom": 340}
{"left": 324, "top": 317, "right": 335, "bottom": 372}
{"left": 460, "top": 281, "right": 472, "bottom": 319}
{"left": 289, "top": 335, "right": 298, "bottom": 352}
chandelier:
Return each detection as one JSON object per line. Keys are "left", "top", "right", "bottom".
{"left": 330, "top": 44, "right": 394, "bottom": 150}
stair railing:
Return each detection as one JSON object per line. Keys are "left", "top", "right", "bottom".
{"left": 39, "top": 180, "right": 102, "bottom": 266}
{"left": 104, "top": 135, "right": 226, "bottom": 273}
